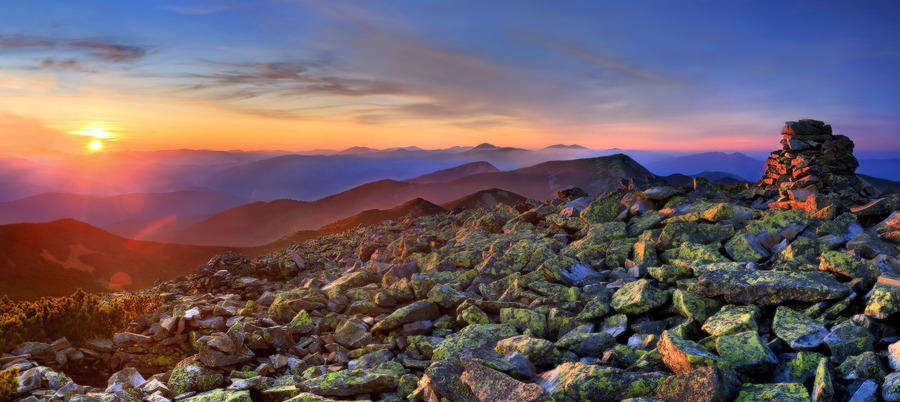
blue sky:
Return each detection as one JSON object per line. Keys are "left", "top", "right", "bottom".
{"left": 0, "top": 0, "right": 898, "bottom": 152}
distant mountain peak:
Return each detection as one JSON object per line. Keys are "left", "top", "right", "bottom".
{"left": 407, "top": 161, "right": 501, "bottom": 184}
{"left": 471, "top": 143, "right": 499, "bottom": 150}
{"left": 544, "top": 144, "right": 588, "bottom": 150}
{"left": 337, "top": 146, "right": 379, "bottom": 155}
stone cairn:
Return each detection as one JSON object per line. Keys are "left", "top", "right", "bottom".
{"left": 756, "top": 119, "right": 876, "bottom": 212}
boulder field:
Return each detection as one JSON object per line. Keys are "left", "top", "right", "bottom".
{"left": 2, "top": 120, "right": 900, "bottom": 401}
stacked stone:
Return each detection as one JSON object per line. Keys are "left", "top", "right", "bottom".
{"left": 757, "top": 119, "right": 869, "bottom": 211}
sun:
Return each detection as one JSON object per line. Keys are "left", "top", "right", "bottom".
{"left": 90, "top": 140, "right": 103, "bottom": 150}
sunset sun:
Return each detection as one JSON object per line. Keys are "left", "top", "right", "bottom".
{"left": 90, "top": 140, "right": 103, "bottom": 150}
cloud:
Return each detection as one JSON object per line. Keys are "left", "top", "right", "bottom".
{"left": 0, "top": 35, "right": 151, "bottom": 65}
{"left": 161, "top": 0, "right": 237, "bottom": 15}
{"left": 66, "top": 41, "right": 148, "bottom": 62}
{"left": 186, "top": 61, "right": 406, "bottom": 98}
{"left": 36, "top": 58, "right": 95, "bottom": 73}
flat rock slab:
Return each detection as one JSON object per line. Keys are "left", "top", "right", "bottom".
{"left": 610, "top": 279, "right": 668, "bottom": 315}
{"left": 299, "top": 368, "right": 399, "bottom": 397}
{"left": 772, "top": 306, "right": 828, "bottom": 351}
{"left": 715, "top": 331, "right": 778, "bottom": 376}
{"left": 371, "top": 300, "right": 440, "bottom": 332}
{"left": 697, "top": 267, "right": 851, "bottom": 305}
{"left": 658, "top": 331, "right": 731, "bottom": 375}
{"left": 865, "top": 282, "right": 900, "bottom": 319}
{"left": 701, "top": 305, "right": 760, "bottom": 337}
{"left": 538, "top": 362, "right": 666, "bottom": 402}
{"left": 460, "top": 359, "right": 549, "bottom": 402}
{"left": 735, "top": 383, "right": 811, "bottom": 402}
{"left": 655, "top": 366, "right": 738, "bottom": 402}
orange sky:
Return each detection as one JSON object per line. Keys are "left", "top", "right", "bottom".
{"left": 0, "top": 91, "right": 779, "bottom": 154}
{"left": 1, "top": 1, "right": 898, "bottom": 155}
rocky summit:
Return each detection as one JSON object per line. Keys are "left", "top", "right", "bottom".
{"left": 3, "top": 121, "right": 900, "bottom": 402}
{"left": 755, "top": 118, "right": 880, "bottom": 212}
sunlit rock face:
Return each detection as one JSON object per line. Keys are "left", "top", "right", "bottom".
{"left": 755, "top": 119, "right": 878, "bottom": 212}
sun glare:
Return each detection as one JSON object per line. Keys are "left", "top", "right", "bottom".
{"left": 90, "top": 140, "right": 103, "bottom": 150}
{"left": 75, "top": 127, "right": 113, "bottom": 139}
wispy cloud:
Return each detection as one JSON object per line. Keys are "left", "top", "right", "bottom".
{"left": 161, "top": 0, "right": 237, "bottom": 15}
{"left": 66, "top": 41, "right": 148, "bottom": 62}
{"left": 36, "top": 58, "right": 95, "bottom": 73}
{"left": 187, "top": 61, "right": 405, "bottom": 98}
{"left": 0, "top": 35, "right": 151, "bottom": 65}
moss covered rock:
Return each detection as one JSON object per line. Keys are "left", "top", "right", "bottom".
{"left": 654, "top": 366, "right": 739, "bottom": 402}
{"left": 168, "top": 364, "right": 225, "bottom": 396}
{"left": 822, "top": 320, "right": 874, "bottom": 362}
{"left": 540, "top": 362, "right": 666, "bottom": 402}
{"left": 658, "top": 330, "right": 732, "bottom": 374}
{"left": 724, "top": 232, "right": 771, "bottom": 263}
{"left": 433, "top": 323, "right": 518, "bottom": 360}
{"left": 697, "top": 266, "right": 852, "bottom": 305}
{"left": 811, "top": 357, "right": 833, "bottom": 402}
{"left": 715, "top": 331, "right": 778, "bottom": 376}
{"left": 672, "top": 289, "right": 723, "bottom": 323}
{"left": 500, "top": 308, "right": 547, "bottom": 338}
{"left": 184, "top": 389, "right": 252, "bottom": 402}
{"left": 734, "top": 383, "right": 810, "bottom": 402}
{"left": 299, "top": 368, "right": 399, "bottom": 397}
{"left": 581, "top": 197, "right": 626, "bottom": 225}
{"left": 610, "top": 279, "right": 669, "bottom": 316}
{"left": 371, "top": 300, "right": 440, "bottom": 332}
{"left": 460, "top": 358, "right": 549, "bottom": 402}
{"left": 555, "top": 331, "right": 616, "bottom": 359}
{"left": 701, "top": 305, "right": 760, "bottom": 337}
{"left": 772, "top": 306, "right": 828, "bottom": 351}
{"left": 495, "top": 335, "right": 559, "bottom": 366}
{"left": 864, "top": 282, "right": 900, "bottom": 319}
{"left": 835, "top": 351, "right": 886, "bottom": 381}
{"left": 819, "top": 250, "right": 880, "bottom": 284}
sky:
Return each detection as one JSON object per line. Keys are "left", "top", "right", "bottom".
{"left": 1, "top": 0, "right": 899, "bottom": 154}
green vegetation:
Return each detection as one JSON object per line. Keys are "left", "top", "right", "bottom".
{"left": 0, "top": 289, "right": 160, "bottom": 351}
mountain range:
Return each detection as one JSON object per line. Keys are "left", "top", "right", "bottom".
{"left": 0, "top": 219, "right": 237, "bottom": 300}
{"left": 153, "top": 153, "right": 654, "bottom": 246}
{"left": 2, "top": 146, "right": 899, "bottom": 300}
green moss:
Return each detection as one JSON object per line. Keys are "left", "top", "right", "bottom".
{"left": 610, "top": 279, "right": 669, "bottom": 315}
{"left": 819, "top": 250, "right": 880, "bottom": 283}
{"left": 544, "top": 363, "right": 666, "bottom": 401}
{"left": 836, "top": 351, "right": 885, "bottom": 381}
{"left": 288, "top": 310, "right": 314, "bottom": 334}
{"left": 811, "top": 358, "right": 833, "bottom": 402}
{"left": 735, "top": 383, "right": 811, "bottom": 401}
{"left": 659, "top": 331, "right": 732, "bottom": 373}
{"left": 724, "top": 232, "right": 770, "bottom": 263}
{"left": 628, "top": 211, "right": 665, "bottom": 237}
{"left": 581, "top": 197, "right": 626, "bottom": 225}
{"left": 672, "top": 289, "right": 723, "bottom": 323}
{"left": 747, "top": 209, "right": 809, "bottom": 236}
{"left": 676, "top": 242, "right": 728, "bottom": 264}
{"left": 701, "top": 305, "right": 759, "bottom": 336}
{"left": 433, "top": 323, "right": 518, "bottom": 360}
{"left": 259, "top": 385, "right": 302, "bottom": 401}
{"left": 500, "top": 308, "right": 547, "bottom": 338}
{"left": 772, "top": 306, "right": 827, "bottom": 350}
{"left": 784, "top": 351, "right": 825, "bottom": 383}
{"left": 865, "top": 282, "right": 900, "bottom": 319}
{"left": 715, "top": 331, "right": 777, "bottom": 375}
{"left": 648, "top": 265, "right": 694, "bottom": 284}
